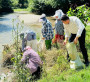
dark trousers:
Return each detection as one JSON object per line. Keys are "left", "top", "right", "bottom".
{"left": 31, "top": 67, "right": 42, "bottom": 80}
{"left": 67, "top": 29, "right": 89, "bottom": 63}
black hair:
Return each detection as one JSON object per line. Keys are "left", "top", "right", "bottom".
{"left": 61, "top": 15, "right": 69, "bottom": 21}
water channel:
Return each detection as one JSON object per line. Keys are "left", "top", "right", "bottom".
{"left": 0, "top": 13, "right": 31, "bottom": 75}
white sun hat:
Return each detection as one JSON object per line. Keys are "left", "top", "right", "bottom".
{"left": 53, "top": 9, "right": 64, "bottom": 19}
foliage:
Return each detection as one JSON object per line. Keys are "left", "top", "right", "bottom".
{"left": 38, "top": 25, "right": 90, "bottom": 82}
{"left": 11, "top": 19, "right": 35, "bottom": 81}
{"left": 28, "top": 0, "right": 54, "bottom": 15}
{"left": 0, "top": 0, "right": 13, "bottom": 13}
{"left": 67, "top": 5, "right": 90, "bottom": 27}
{"left": 28, "top": 0, "right": 90, "bottom": 14}
{"left": 18, "top": 0, "right": 28, "bottom": 8}
{"left": 11, "top": 0, "right": 18, "bottom": 8}
{"left": 47, "top": 0, "right": 69, "bottom": 13}
{"left": 14, "top": 8, "right": 28, "bottom": 12}
{"left": 0, "top": 0, "right": 2, "bottom": 8}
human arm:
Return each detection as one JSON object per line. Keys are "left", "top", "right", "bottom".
{"left": 21, "top": 52, "right": 28, "bottom": 63}
{"left": 63, "top": 28, "right": 69, "bottom": 45}
{"left": 63, "top": 37, "right": 68, "bottom": 45}
{"left": 42, "top": 22, "right": 53, "bottom": 39}
{"left": 75, "top": 18, "right": 85, "bottom": 37}
{"left": 74, "top": 36, "right": 79, "bottom": 44}
{"left": 74, "top": 18, "right": 85, "bottom": 44}
{"left": 52, "top": 27, "right": 55, "bottom": 30}
{"left": 41, "top": 24, "right": 47, "bottom": 39}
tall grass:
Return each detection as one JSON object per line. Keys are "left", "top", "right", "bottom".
{"left": 37, "top": 25, "right": 90, "bottom": 82}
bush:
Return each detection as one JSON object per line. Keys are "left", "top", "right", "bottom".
{"left": 28, "top": 0, "right": 55, "bottom": 15}
{"left": 11, "top": 0, "right": 19, "bottom": 8}
{"left": 67, "top": 5, "right": 90, "bottom": 27}
{"left": 0, "top": 0, "right": 13, "bottom": 13}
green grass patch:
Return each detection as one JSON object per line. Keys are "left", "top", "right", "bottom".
{"left": 37, "top": 25, "right": 90, "bottom": 82}
{"left": 14, "top": 8, "right": 28, "bottom": 12}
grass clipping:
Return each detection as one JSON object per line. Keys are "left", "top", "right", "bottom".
{"left": 39, "top": 47, "right": 69, "bottom": 76}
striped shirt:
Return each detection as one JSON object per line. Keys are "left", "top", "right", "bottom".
{"left": 55, "top": 20, "right": 64, "bottom": 35}
{"left": 63, "top": 16, "right": 85, "bottom": 38}
{"left": 42, "top": 20, "right": 54, "bottom": 40}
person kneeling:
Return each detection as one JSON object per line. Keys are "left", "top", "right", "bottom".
{"left": 20, "top": 46, "right": 43, "bottom": 80}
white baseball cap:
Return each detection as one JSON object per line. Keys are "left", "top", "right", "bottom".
{"left": 39, "top": 13, "right": 46, "bottom": 22}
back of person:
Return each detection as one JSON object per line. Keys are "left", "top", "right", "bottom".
{"left": 42, "top": 19, "right": 54, "bottom": 40}
{"left": 55, "top": 20, "right": 64, "bottom": 35}
{"left": 20, "top": 30, "right": 37, "bottom": 51}
{"left": 25, "top": 30, "right": 36, "bottom": 41}
{"left": 39, "top": 13, "right": 54, "bottom": 49}
{"left": 21, "top": 46, "right": 42, "bottom": 79}
{"left": 53, "top": 9, "right": 64, "bottom": 42}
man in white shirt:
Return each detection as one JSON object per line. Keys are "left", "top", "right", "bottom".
{"left": 61, "top": 15, "right": 89, "bottom": 66}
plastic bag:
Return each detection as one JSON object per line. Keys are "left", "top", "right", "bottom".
{"left": 66, "top": 42, "right": 84, "bottom": 69}
{"left": 37, "top": 39, "right": 46, "bottom": 52}
{"left": 27, "top": 40, "right": 37, "bottom": 52}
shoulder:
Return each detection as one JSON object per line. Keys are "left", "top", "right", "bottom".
{"left": 23, "top": 50, "right": 31, "bottom": 55}
{"left": 55, "top": 20, "right": 58, "bottom": 24}
{"left": 46, "top": 20, "right": 52, "bottom": 26}
{"left": 69, "top": 16, "right": 79, "bottom": 21}
{"left": 47, "top": 20, "right": 51, "bottom": 24}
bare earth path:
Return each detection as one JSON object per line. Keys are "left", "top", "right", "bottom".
{"left": 18, "top": 13, "right": 55, "bottom": 36}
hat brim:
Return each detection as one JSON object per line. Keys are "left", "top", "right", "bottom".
{"left": 39, "top": 19, "right": 43, "bottom": 22}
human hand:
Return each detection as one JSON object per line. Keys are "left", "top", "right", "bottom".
{"left": 74, "top": 37, "right": 78, "bottom": 44}
{"left": 42, "top": 37, "right": 45, "bottom": 40}
{"left": 63, "top": 40, "right": 67, "bottom": 45}
{"left": 52, "top": 27, "right": 55, "bottom": 30}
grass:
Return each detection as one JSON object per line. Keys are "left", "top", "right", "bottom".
{"left": 2, "top": 23, "right": 90, "bottom": 82}
{"left": 37, "top": 25, "right": 90, "bottom": 82}
{"left": 14, "top": 8, "right": 28, "bottom": 12}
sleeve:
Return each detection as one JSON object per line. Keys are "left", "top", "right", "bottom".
{"left": 54, "top": 21, "right": 57, "bottom": 29}
{"left": 41, "top": 24, "right": 48, "bottom": 38}
{"left": 64, "top": 28, "right": 69, "bottom": 38}
{"left": 47, "top": 23, "right": 54, "bottom": 36}
{"left": 21, "top": 52, "right": 28, "bottom": 62}
{"left": 22, "top": 38, "right": 27, "bottom": 51}
{"left": 75, "top": 18, "right": 85, "bottom": 37}
{"left": 54, "top": 23, "right": 57, "bottom": 30}
{"left": 33, "top": 33, "right": 36, "bottom": 39}
{"left": 53, "top": 22, "right": 56, "bottom": 30}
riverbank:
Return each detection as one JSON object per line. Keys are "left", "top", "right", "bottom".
{"left": 18, "top": 13, "right": 55, "bottom": 34}
{"left": 1, "top": 12, "right": 90, "bottom": 82}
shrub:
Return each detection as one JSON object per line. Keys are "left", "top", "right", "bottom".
{"left": 28, "top": 0, "right": 55, "bottom": 15}
{"left": 67, "top": 5, "right": 90, "bottom": 27}
{"left": 0, "top": 0, "right": 13, "bottom": 13}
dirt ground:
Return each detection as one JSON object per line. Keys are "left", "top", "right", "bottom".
{"left": 18, "top": 13, "right": 55, "bottom": 28}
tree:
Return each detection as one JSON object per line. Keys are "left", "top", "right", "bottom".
{"left": 11, "top": 0, "right": 18, "bottom": 8}
{"left": 67, "top": 5, "right": 90, "bottom": 27}
{"left": 18, "top": 0, "right": 28, "bottom": 8}
{"left": 0, "top": 0, "right": 13, "bottom": 13}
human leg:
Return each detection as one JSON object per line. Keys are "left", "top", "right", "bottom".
{"left": 45, "top": 40, "right": 52, "bottom": 49}
{"left": 78, "top": 29, "right": 89, "bottom": 66}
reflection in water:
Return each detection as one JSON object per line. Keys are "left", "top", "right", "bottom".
{"left": 0, "top": 24, "right": 12, "bottom": 32}
{"left": 0, "top": 17, "right": 9, "bottom": 21}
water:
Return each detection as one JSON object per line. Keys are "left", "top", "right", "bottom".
{"left": 0, "top": 13, "right": 30, "bottom": 75}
